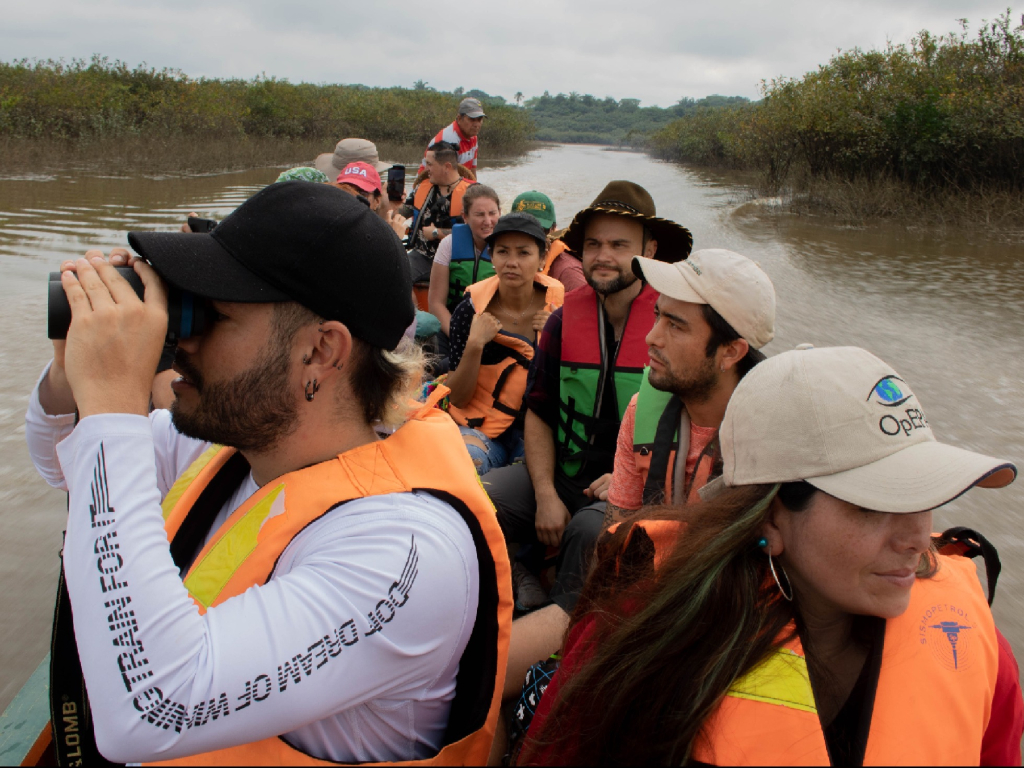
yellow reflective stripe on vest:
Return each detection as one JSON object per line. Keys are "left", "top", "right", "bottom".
{"left": 726, "top": 646, "right": 817, "bottom": 714}
{"left": 182, "top": 483, "right": 285, "bottom": 609}
{"left": 161, "top": 445, "right": 223, "bottom": 521}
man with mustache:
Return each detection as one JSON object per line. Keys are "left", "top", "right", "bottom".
{"left": 483, "top": 181, "right": 691, "bottom": 698}
{"left": 604, "top": 249, "right": 777, "bottom": 522}
{"left": 25, "top": 183, "right": 510, "bottom": 765}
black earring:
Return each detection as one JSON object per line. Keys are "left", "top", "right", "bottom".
{"left": 302, "top": 353, "right": 312, "bottom": 365}
{"left": 304, "top": 379, "right": 320, "bottom": 402}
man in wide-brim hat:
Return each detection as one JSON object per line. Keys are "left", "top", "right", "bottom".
{"left": 484, "top": 180, "right": 692, "bottom": 699}
{"left": 560, "top": 179, "right": 692, "bottom": 263}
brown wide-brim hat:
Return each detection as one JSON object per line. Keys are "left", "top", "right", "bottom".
{"left": 561, "top": 180, "right": 693, "bottom": 263}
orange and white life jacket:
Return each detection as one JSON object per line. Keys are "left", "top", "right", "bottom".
{"left": 146, "top": 394, "right": 512, "bottom": 766}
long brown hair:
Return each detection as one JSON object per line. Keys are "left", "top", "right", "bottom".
{"left": 519, "top": 483, "right": 792, "bottom": 765}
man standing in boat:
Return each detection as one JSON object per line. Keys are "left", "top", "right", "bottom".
{"left": 484, "top": 180, "right": 692, "bottom": 695}
{"left": 417, "top": 97, "right": 485, "bottom": 178}
{"left": 25, "top": 182, "right": 511, "bottom": 765}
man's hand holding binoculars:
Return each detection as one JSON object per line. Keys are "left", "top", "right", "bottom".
{"left": 51, "top": 250, "right": 169, "bottom": 419}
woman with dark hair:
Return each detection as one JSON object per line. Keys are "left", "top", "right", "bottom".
{"left": 519, "top": 346, "right": 1023, "bottom": 766}
{"left": 445, "top": 213, "right": 564, "bottom": 474}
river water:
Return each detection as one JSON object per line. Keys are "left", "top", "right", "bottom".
{"left": 1, "top": 143, "right": 1022, "bottom": 712}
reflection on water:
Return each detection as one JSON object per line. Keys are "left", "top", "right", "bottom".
{"left": 1, "top": 144, "right": 1022, "bottom": 712}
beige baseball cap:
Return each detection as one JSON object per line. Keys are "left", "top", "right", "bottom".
{"left": 315, "top": 138, "right": 392, "bottom": 178}
{"left": 716, "top": 346, "right": 1016, "bottom": 512}
{"left": 632, "top": 249, "right": 776, "bottom": 349}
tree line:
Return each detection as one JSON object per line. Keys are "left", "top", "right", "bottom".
{"left": 647, "top": 13, "right": 1024, "bottom": 199}
{"left": 0, "top": 57, "right": 533, "bottom": 154}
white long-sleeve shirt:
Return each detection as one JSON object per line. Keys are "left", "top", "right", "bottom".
{"left": 25, "top": 369, "right": 479, "bottom": 764}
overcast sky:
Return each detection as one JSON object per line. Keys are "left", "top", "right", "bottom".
{"left": 4, "top": 0, "right": 1017, "bottom": 105}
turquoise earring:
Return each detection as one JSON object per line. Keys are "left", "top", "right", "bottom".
{"left": 757, "top": 537, "right": 768, "bottom": 549}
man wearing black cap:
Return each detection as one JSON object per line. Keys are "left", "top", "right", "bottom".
{"left": 25, "top": 182, "right": 511, "bottom": 765}
{"left": 485, "top": 181, "right": 692, "bottom": 700}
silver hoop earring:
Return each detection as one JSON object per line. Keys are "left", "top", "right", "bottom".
{"left": 768, "top": 552, "right": 793, "bottom": 601}
{"left": 304, "top": 379, "right": 320, "bottom": 402}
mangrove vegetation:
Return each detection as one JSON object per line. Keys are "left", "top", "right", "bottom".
{"left": 0, "top": 57, "right": 533, "bottom": 173}
{"left": 648, "top": 13, "right": 1024, "bottom": 225}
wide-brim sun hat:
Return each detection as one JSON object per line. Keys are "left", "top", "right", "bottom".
{"left": 714, "top": 346, "right": 1016, "bottom": 513}
{"left": 560, "top": 180, "right": 692, "bottom": 263}
{"left": 315, "top": 138, "right": 393, "bottom": 178}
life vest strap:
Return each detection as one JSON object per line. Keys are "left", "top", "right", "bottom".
{"left": 641, "top": 396, "right": 683, "bottom": 506}
{"left": 935, "top": 526, "right": 1001, "bottom": 604}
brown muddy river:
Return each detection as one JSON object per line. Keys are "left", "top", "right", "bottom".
{"left": 1, "top": 143, "right": 1022, "bottom": 712}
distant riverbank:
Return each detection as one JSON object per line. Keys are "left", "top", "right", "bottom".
{"left": 647, "top": 14, "right": 1024, "bottom": 230}
{"left": 0, "top": 57, "right": 533, "bottom": 175}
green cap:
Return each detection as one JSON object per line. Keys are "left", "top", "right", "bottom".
{"left": 275, "top": 166, "right": 329, "bottom": 184}
{"left": 511, "top": 191, "right": 556, "bottom": 230}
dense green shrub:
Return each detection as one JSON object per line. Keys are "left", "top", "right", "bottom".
{"left": 648, "top": 14, "right": 1024, "bottom": 194}
{"left": 0, "top": 57, "right": 533, "bottom": 153}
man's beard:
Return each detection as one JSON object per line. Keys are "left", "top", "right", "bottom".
{"left": 648, "top": 351, "right": 718, "bottom": 402}
{"left": 170, "top": 340, "right": 298, "bottom": 453}
{"left": 585, "top": 264, "right": 638, "bottom": 296}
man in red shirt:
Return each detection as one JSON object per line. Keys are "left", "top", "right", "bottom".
{"left": 605, "top": 249, "right": 776, "bottom": 521}
{"left": 418, "top": 98, "right": 485, "bottom": 176}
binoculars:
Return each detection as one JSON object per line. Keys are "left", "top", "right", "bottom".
{"left": 47, "top": 267, "right": 209, "bottom": 341}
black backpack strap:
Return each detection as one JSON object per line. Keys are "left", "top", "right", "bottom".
{"left": 935, "top": 527, "right": 1001, "bottom": 605}
{"left": 50, "top": 552, "right": 122, "bottom": 767}
{"left": 641, "top": 397, "right": 683, "bottom": 506}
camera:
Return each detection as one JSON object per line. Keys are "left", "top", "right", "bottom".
{"left": 48, "top": 267, "right": 209, "bottom": 341}
{"left": 187, "top": 216, "right": 218, "bottom": 233}
{"left": 386, "top": 165, "right": 406, "bottom": 202}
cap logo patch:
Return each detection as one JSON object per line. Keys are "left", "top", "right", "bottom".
{"left": 344, "top": 167, "right": 368, "bottom": 178}
{"left": 686, "top": 261, "right": 702, "bottom": 276}
{"left": 516, "top": 201, "right": 548, "bottom": 213}
{"left": 868, "top": 375, "right": 929, "bottom": 437}
{"left": 869, "top": 375, "right": 912, "bottom": 407}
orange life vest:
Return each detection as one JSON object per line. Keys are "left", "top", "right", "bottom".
{"left": 448, "top": 274, "right": 564, "bottom": 439}
{"left": 412, "top": 178, "right": 474, "bottom": 220}
{"left": 604, "top": 519, "right": 1000, "bottom": 765}
{"left": 690, "top": 552, "right": 998, "bottom": 766}
{"left": 147, "top": 394, "right": 512, "bottom": 766}
{"left": 541, "top": 240, "right": 570, "bottom": 276}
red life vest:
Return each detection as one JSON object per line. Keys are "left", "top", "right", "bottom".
{"left": 449, "top": 274, "right": 564, "bottom": 438}
{"left": 556, "top": 283, "right": 657, "bottom": 478}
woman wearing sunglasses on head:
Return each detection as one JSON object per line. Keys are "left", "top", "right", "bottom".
{"left": 518, "top": 346, "right": 1023, "bottom": 766}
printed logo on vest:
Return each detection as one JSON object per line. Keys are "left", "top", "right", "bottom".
{"left": 919, "top": 603, "right": 974, "bottom": 671}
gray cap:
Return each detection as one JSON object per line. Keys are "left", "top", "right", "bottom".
{"left": 459, "top": 97, "right": 486, "bottom": 118}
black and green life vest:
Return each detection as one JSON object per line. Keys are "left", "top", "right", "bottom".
{"left": 447, "top": 223, "right": 495, "bottom": 312}
{"left": 556, "top": 283, "right": 658, "bottom": 478}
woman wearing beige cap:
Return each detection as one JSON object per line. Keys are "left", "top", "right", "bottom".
{"left": 518, "top": 346, "right": 1022, "bottom": 766}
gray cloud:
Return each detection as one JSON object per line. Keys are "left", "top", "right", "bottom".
{"left": 3, "top": 0, "right": 1016, "bottom": 104}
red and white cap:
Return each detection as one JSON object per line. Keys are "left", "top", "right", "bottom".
{"left": 336, "top": 162, "right": 382, "bottom": 194}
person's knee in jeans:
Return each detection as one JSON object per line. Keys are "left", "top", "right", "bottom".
{"left": 459, "top": 425, "right": 509, "bottom": 475}
{"left": 550, "top": 504, "right": 606, "bottom": 613}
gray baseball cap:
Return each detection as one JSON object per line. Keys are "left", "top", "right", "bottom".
{"left": 459, "top": 97, "right": 486, "bottom": 118}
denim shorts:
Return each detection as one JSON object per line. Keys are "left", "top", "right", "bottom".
{"left": 458, "top": 426, "right": 525, "bottom": 475}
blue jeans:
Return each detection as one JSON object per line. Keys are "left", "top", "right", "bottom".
{"left": 458, "top": 426, "right": 525, "bottom": 475}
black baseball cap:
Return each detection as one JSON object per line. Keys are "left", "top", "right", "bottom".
{"left": 127, "top": 181, "right": 414, "bottom": 350}
{"left": 485, "top": 212, "right": 549, "bottom": 252}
